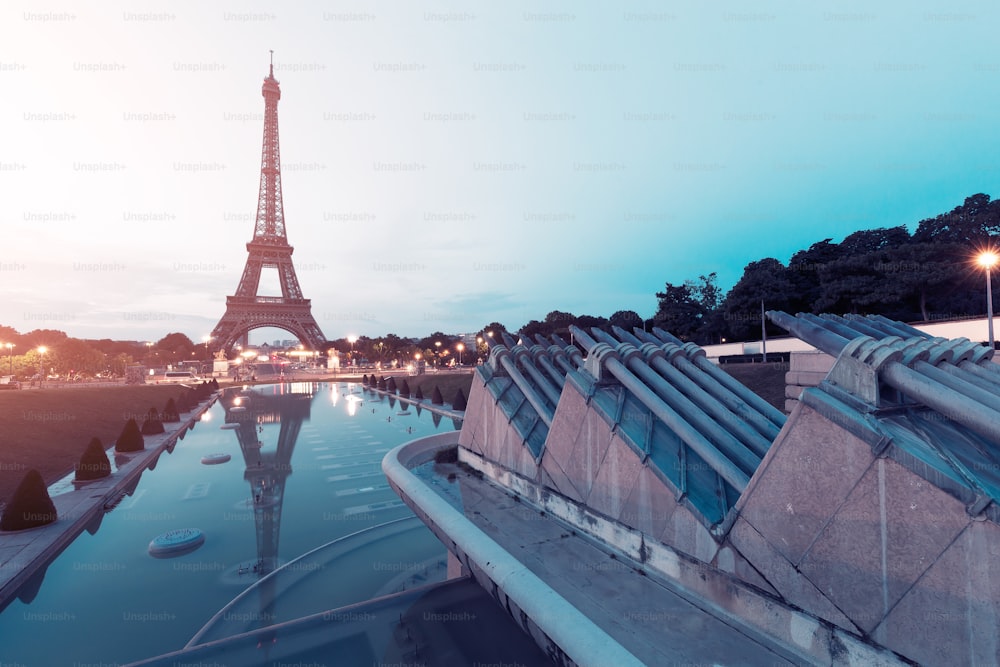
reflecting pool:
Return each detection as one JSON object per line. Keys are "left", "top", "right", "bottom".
{"left": 0, "top": 382, "right": 458, "bottom": 665}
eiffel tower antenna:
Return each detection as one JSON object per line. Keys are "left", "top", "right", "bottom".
{"left": 209, "top": 57, "right": 327, "bottom": 354}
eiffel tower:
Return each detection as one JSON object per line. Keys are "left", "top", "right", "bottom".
{"left": 210, "top": 53, "right": 326, "bottom": 354}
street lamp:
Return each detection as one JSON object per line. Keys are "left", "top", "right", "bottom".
{"left": 4, "top": 342, "right": 13, "bottom": 375}
{"left": 346, "top": 335, "right": 358, "bottom": 370}
{"left": 37, "top": 345, "right": 47, "bottom": 387}
{"left": 978, "top": 250, "right": 999, "bottom": 348}
{"left": 456, "top": 342, "right": 464, "bottom": 366}
{"left": 434, "top": 341, "right": 442, "bottom": 367}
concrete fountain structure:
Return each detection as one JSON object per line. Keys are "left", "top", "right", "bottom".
{"left": 384, "top": 315, "right": 1000, "bottom": 666}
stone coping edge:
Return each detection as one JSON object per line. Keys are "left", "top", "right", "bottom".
{"left": 383, "top": 432, "right": 645, "bottom": 667}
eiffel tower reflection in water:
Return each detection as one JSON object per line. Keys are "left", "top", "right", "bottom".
{"left": 221, "top": 382, "right": 317, "bottom": 629}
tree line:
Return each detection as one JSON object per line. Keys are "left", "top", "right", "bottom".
{"left": 651, "top": 193, "right": 1000, "bottom": 344}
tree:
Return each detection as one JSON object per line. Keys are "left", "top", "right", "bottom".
{"left": 76, "top": 437, "right": 111, "bottom": 481}
{"left": 609, "top": 310, "right": 644, "bottom": 332}
{"left": 155, "top": 333, "right": 196, "bottom": 365}
{"left": 787, "top": 239, "right": 846, "bottom": 313}
{"left": 912, "top": 193, "right": 1000, "bottom": 244}
{"left": 1, "top": 469, "right": 57, "bottom": 531}
{"left": 652, "top": 274, "right": 719, "bottom": 342}
{"left": 838, "top": 226, "right": 910, "bottom": 255}
{"left": 720, "top": 259, "right": 798, "bottom": 340}
{"left": 115, "top": 418, "right": 144, "bottom": 452}
{"left": 50, "top": 339, "right": 105, "bottom": 375}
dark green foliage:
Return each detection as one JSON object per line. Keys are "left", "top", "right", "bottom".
{"left": 652, "top": 273, "right": 720, "bottom": 343}
{"left": 377, "top": 376, "right": 387, "bottom": 391}
{"left": 76, "top": 437, "right": 111, "bottom": 481}
{"left": 115, "top": 417, "right": 144, "bottom": 452}
{"left": 1, "top": 469, "right": 57, "bottom": 531}
{"left": 362, "top": 374, "right": 369, "bottom": 386}
{"left": 141, "top": 407, "right": 165, "bottom": 435}
{"left": 452, "top": 388, "right": 467, "bottom": 411}
{"left": 608, "top": 310, "right": 644, "bottom": 332}
{"left": 399, "top": 379, "right": 411, "bottom": 398}
{"left": 415, "top": 386, "right": 424, "bottom": 401}
{"left": 386, "top": 377, "right": 397, "bottom": 393}
{"left": 431, "top": 385, "right": 443, "bottom": 405}
{"left": 162, "top": 397, "right": 180, "bottom": 422}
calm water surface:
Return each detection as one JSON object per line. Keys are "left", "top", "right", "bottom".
{"left": 0, "top": 381, "right": 456, "bottom": 665}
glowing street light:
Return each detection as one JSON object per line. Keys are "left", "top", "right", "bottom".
{"left": 37, "top": 345, "right": 47, "bottom": 387}
{"left": 456, "top": 342, "right": 464, "bottom": 366}
{"left": 978, "top": 250, "right": 999, "bottom": 348}
{"left": 4, "top": 342, "right": 13, "bottom": 375}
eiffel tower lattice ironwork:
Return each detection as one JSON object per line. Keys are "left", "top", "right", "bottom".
{"left": 210, "top": 54, "right": 326, "bottom": 354}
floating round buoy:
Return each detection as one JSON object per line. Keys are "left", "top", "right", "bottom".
{"left": 220, "top": 423, "right": 239, "bottom": 430}
{"left": 148, "top": 528, "right": 205, "bottom": 558}
{"left": 397, "top": 411, "right": 411, "bottom": 416}
{"left": 201, "top": 453, "right": 231, "bottom": 465}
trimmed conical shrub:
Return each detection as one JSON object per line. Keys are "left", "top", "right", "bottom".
{"left": 1, "top": 469, "right": 57, "bottom": 531}
{"left": 362, "top": 374, "right": 369, "bottom": 386}
{"left": 415, "top": 386, "right": 424, "bottom": 401}
{"left": 162, "top": 398, "right": 180, "bottom": 423}
{"left": 115, "top": 418, "right": 144, "bottom": 452}
{"left": 386, "top": 377, "right": 397, "bottom": 393}
{"left": 377, "top": 376, "right": 387, "bottom": 391}
{"left": 211, "top": 378, "right": 219, "bottom": 390}
{"left": 431, "top": 386, "right": 443, "bottom": 405}
{"left": 452, "top": 388, "right": 467, "bottom": 411}
{"left": 399, "top": 379, "right": 411, "bottom": 398}
{"left": 141, "top": 407, "right": 165, "bottom": 435}
{"left": 76, "top": 437, "right": 111, "bottom": 481}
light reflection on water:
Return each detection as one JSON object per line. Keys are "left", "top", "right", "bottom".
{"left": 0, "top": 382, "right": 456, "bottom": 666}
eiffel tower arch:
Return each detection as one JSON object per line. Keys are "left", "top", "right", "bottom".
{"left": 210, "top": 54, "right": 326, "bottom": 355}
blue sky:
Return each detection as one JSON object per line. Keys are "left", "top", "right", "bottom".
{"left": 2, "top": 1, "right": 999, "bottom": 344}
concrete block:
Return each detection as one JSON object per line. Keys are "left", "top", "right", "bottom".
{"left": 660, "top": 504, "right": 719, "bottom": 564}
{"left": 562, "top": 410, "right": 614, "bottom": 499}
{"left": 874, "top": 521, "right": 1000, "bottom": 666}
{"left": 789, "top": 352, "right": 836, "bottom": 373}
{"left": 618, "top": 465, "right": 678, "bottom": 539}
{"left": 586, "top": 433, "right": 644, "bottom": 520}
{"left": 727, "top": 518, "right": 858, "bottom": 633}
{"left": 799, "top": 457, "right": 968, "bottom": 634}
{"left": 736, "top": 403, "right": 875, "bottom": 566}
{"left": 785, "top": 370, "right": 828, "bottom": 387}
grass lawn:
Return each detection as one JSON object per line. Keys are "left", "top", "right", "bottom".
{"left": 0, "top": 364, "right": 786, "bottom": 507}
{"left": 0, "top": 384, "right": 188, "bottom": 505}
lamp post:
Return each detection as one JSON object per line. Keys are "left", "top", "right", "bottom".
{"left": 347, "top": 335, "right": 358, "bottom": 368}
{"left": 456, "top": 342, "right": 464, "bottom": 366}
{"left": 979, "top": 251, "right": 999, "bottom": 348}
{"left": 5, "top": 342, "right": 13, "bottom": 375}
{"left": 37, "top": 345, "right": 47, "bottom": 387}
{"left": 434, "top": 341, "right": 442, "bottom": 367}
